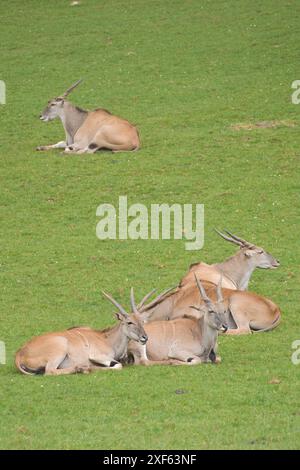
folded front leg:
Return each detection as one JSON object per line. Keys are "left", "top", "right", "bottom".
{"left": 36, "top": 141, "right": 67, "bottom": 151}
{"left": 168, "top": 350, "right": 203, "bottom": 365}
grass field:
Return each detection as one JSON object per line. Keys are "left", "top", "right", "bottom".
{"left": 1, "top": 0, "right": 300, "bottom": 450}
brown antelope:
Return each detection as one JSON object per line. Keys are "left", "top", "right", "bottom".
{"left": 128, "top": 276, "right": 228, "bottom": 366}
{"left": 36, "top": 80, "right": 140, "bottom": 154}
{"left": 15, "top": 289, "right": 148, "bottom": 376}
{"left": 138, "top": 277, "right": 281, "bottom": 335}
{"left": 181, "top": 230, "right": 280, "bottom": 291}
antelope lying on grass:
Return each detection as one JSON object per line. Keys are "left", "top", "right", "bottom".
{"left": 37, "top": 80, "right": 140, "bottom": 154}
{"left": 15, "top": 289, "right": 147, "bottom": 376}
{"left": 139, "top": 278, "right": 281, "bottom": 335}
{"left": 181, "top": 230, "right": 280, "bottom": 291}
{"left": 128, "top": 276, "right": 228, "bottom": 366}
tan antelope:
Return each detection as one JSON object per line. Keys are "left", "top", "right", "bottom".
{"left": 36, "top": 80, "right": 140, "bottom": 154}
{"left": 128, "top": 276, "right": 228, "bottom": 366}
{"left": 15, "top": 289, "right": 148, "bottom": 376}
{"left": 181, "top": 230, "right": 280, "bottom": 291}
{"left": 138, "top": 278, "right": 281, "bottom": 335}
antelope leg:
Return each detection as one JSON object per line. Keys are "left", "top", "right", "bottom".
{"left": 168, "top": 351, "right": 203, "bottom": 365}
{"left": 45, "top": 365, "right": 84, "bottom": 376}
{"left": 36, "top": 141, "right": 66, "bottom": 151}
{"left": 72, "top": 147, "right": 89, "bottom": 154}
{"left": 92, "top": 131, "right": 138, "bottom": 152}
{"left": 225, "top": 327, "right": 251, "bottom": 335}
{"left": 89, "top": 353, "right": 123, "bottom": 369}
{"left": 63, "top": 142, "right": 84, "bottom": 154}
{"left": 90, "top": 362, "right": 123, "bottom": 370}
{"left": 209, "top": 349, "right": 222, "bottom": 363}
{"left": 225, "top": 303, "right": 252, "bottom": 335}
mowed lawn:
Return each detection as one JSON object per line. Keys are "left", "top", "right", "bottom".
{"left": 0, "top": 0, "right": 300, "bottom": 450}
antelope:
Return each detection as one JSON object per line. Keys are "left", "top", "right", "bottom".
{"left": 138, "top": 277, "right": 281, "bottom": 335}
{"left": 180, "top": 230, "right": 280, "bottom": 291}
{"left": 36, "top": 80, "right": 140, "bottom": 154}
{"left": 15, "top": 289, "right": 147, "bottom": 376}
{"left": 128, "top": 276, "right": 228, "bottom": 366}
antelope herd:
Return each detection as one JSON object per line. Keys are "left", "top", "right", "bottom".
{"left": 16, "top": 229, "right": 281, "bottom": 375}
{"left": 15, "top": 81, "right": 281, "bottom": 375}
{"left": 139, "top": 230, "right": 281, "bottom": 335}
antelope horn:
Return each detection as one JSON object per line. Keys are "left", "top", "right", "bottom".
{"left": 214, "top": 228, "right": 244, "bottom": 247}
{"left": 102, "top": 291, "right": 128, "bottom": 317}
{"left": 62, "top": 79, "right": 83, "bottom": 98}
{"left": 194, "top": 274, "right": 211, "bottom": 306}
{"left": 137, "top": 289, "right": 157, "bottom": 310}
{"left": 130, "top": 287, "right": 139, "bottom": 314}
{"left": 139, "top": 286, "right": 177, "bottom": 313}
{"left": 216, "top": 274, "right": 224, "bottom": 303}
{"left": 224, "top": 230, "right": 254, "bottom": 248}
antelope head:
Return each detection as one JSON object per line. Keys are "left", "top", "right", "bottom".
{"left": 39, "top": 79, "right": 82, "bottom": 122}
{"left": 215, "top": 229, "right": 280, "bottom": 269}
{"left": 190, "top": 275, "right": 228, "bottom": 333}
{"left": 102, "top": 289, "right": 148, "bottom": 345}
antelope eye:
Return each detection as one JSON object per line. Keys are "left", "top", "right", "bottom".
{"left": 127, "top": 321, "right": 134, "bottom": 325}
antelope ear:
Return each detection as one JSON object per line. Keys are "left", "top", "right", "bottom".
{"left": 189, "top": 306, "right": 205, "bottom": 319}
{"left": 114, "top": 312, "right": 125, "bottom": 322}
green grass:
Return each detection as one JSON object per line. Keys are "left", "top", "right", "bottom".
{"left": 1, "top": 0, "right": 300, "bottom": 450}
